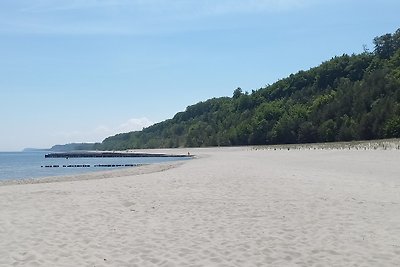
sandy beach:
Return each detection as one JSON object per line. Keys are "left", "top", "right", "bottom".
{"left": 1, "top": 146, "right": 400, "bottom": 266}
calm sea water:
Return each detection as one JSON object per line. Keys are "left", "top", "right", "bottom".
{"left": 0, "top": 151, "right": 186, "bottom": 181}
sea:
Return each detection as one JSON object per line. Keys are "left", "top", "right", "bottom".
{"left": 0, "top": 151, "right": 187, "bottom": 182}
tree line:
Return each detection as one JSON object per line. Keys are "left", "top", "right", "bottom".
{"left": 95, "top": 28, "right": 400, "bottom": 150}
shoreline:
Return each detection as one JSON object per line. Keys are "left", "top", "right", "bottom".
{"left": 0, "top": 160, "right": 187, "bottom": 187}
{"left": 1, "top": 138, "right": 399, "bottom": 187}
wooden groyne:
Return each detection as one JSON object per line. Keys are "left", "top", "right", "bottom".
{"left": 45, "top": 152, "right": 192, "bottom": 159}
{"left": 41, "top": 164, "right": 141, "bottom": 168}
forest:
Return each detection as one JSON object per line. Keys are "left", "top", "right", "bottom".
{"left": 95, "top": 29, "right": 400, "bottom": 150}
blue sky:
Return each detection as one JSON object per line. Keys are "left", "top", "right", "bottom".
{"left": 0, "top": 0, "right": 399, "bottom": 151}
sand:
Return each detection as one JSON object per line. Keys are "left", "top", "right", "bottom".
{"left": 0, "top": 146, "right": 400, "bottom": 266}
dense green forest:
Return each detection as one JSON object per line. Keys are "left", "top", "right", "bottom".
{"left": 50, "top": 143, "right": 96, "bottom": 152}
{"left": 95, "top": 29, "right": 400, "bottom": 150}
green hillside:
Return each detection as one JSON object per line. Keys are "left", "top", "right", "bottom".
{"left": 96, "top": 29, "right": 400, "bottom": 150}
{"left": 50, "top": 143, "right": 96, "bottom": 152}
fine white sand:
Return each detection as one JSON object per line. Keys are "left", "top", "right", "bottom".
{"left": 0, "top": 147, "right": 400, "bottom": 266}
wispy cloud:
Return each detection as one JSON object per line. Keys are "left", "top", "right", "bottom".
{"left": 0, "top": 0, "right": 318, "bottom": 35}
{"left": 52, "top": 117, "right": 154, "bottom": 143}
{"left": 211, "top": 0, "right": 315, "bottom": 14}
{"left": 117, "top": 117, "right": 153, "bottom": 133}
{"left": 20, "top": 0, "right": 130, "bottom": 12}
{"left": 21, "top": 0, "right": 315, "bottom": 13}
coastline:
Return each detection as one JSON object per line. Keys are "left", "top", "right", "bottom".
{"left": 0, "top": 161, "right": 186, "bottom": 187}
{"left": 0, "top": 150, "right": 195, "bottom": 186}
{"left": 0, "top": 145, "right": 399, "bottom": 266}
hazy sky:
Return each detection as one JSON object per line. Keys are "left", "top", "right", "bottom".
{"left": 1, "top": 0, "right": 399, "bottom": 151}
